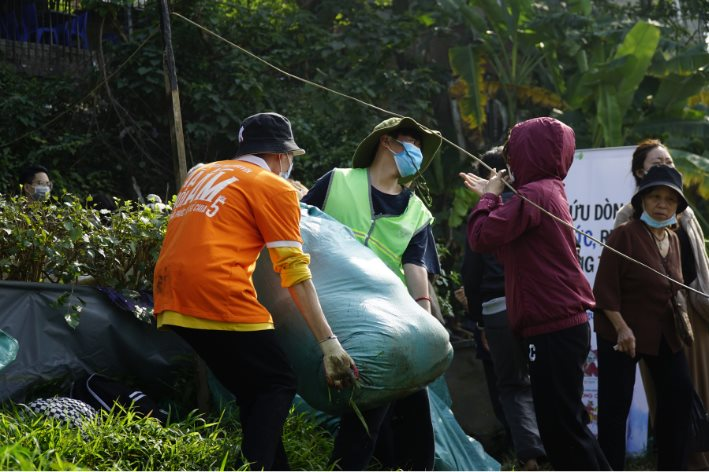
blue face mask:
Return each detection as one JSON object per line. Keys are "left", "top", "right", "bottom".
{"left": 391, "top": 140, "right": 424, "bottom": 178}
{"left": 640, "top": 211, "right": 677, "bottom": 228}
{"left": 32, "top": 185, "right": 51, "bottom": 201}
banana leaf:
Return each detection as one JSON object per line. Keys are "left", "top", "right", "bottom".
{"left": 449, "top": 45, "right": 484, "bottom": 130}
{"left": 632, "top": 119, "right": 709, "bottom": 151}
{"left": 613, "top": 21, "right": 660, "bottom": 116}
{"left": 648, "top": 45, "right": 709, "bottom": 77}
{"left": 596, "top": 88, "right": 622, "bottom": 146}
{"left": 436, "top": 0, "right": 486, "bottom": 32}
{"left": 670, "top": 149, "right": 709, "bottom": 199}
{"left": 653, "top": 73, "right": 709, "bottom": 116}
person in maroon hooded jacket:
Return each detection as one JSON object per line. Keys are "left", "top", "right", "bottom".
{"left": 460, "top": 117, "right": 610, "bottom": 471}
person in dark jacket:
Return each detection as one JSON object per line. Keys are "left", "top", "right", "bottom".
{"left": 459, "top": 117, "right": 610, "bottom": 470}
{"left": 462, "top": 146, "right": 545, "bottom": 470}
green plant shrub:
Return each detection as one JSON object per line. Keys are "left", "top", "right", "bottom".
{"left": 1, "top": 195, "right": 95, "bottom": 283}
{"left": 0, "top": 194, "right": 168, "bottom": 288}
{"left": 0, "top": 193, "right": 169, "bottom": 325}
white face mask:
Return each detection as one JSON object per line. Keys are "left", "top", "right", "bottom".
{"left": 279, "top": 154, "right": 293, "bottom": 179}
{"left": 32, "top": 185, "right": 51, "bottom": 201}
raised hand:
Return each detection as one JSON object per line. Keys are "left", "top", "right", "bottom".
{"left": 459, "top": 168, "right": 508, "bottom": 196}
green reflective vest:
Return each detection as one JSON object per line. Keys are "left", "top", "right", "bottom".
{"left": 323, "top": 168, "right": 433, "bottom": 282}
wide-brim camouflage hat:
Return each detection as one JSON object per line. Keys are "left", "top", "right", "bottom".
{"left": 352, "top": 117, "right": 442, "bottom": 184}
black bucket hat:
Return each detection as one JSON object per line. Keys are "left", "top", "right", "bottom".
{"left": 631, "top": 165, "right": 688, "bottom": 214}
{"left": 352, "top": 116, "right": 442, "bottom": 184}
{"left": 235, "top": 112, "right": 305, "bottom": 157}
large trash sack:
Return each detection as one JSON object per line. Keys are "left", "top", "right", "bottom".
{"left": 254, "top": 204, "right": 453, "bottom": 415}
{"left": 291, "top": 378, "right": 500, "bottom": 471}
{"left": 0, "top": 328, "right": 18, "bottom": 372}
{"left": 0, "top": 280, "right": 194, "bottom": 402}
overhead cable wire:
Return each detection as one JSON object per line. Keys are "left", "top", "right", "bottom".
{"left": 181, "top": 12, "right": 709, "bottom": 300}
{"left": 171, "top": 13, "right": 402, "bottom": 119}
{"left": 172, "top": 12, "right": 709, "bottom": 300}
{"left": 0, "top": 29, "right": 160, "bottom": 150}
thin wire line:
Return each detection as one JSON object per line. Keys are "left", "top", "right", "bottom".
{"left": 450, "top": 139, "right": 708, "bottom": 298}
{"left": 170, "top": 13, "right": 708, "bottom": 300}
{"left": 173, "top": 12, "right": 708, "bottom": 299}
{"left": 0, "top": 30, "right": 159, "bottom": 150}
{"left": 171, "top": 13, "right": 402, "bottom": 119}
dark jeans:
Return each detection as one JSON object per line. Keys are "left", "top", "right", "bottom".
{"left": 331, "top": 388, "right": 434, "bottom": 471}
{"left": 485, "top": 310, "right": 545, "bottom": 461}
{"left": 526, "top": 322, "right": 611, "bottom": 470}
{"left": 173, "top": 327, "right": 297, "bottom": 471}
{"left": 474, "top": 325, "right": 510, "bottom": 439}
{"left": 597, "top": 335, "right": 692, "bottom": 471}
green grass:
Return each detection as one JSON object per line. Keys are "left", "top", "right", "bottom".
{"left": 0, "top": 399, "right": 662, "bottom": 471}
{"left": 0, "top": 403, "right": 334, "bottom": 470}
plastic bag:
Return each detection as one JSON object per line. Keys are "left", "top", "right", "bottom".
{"left": 428, "top": 377, "right": 500, "bottom": 471}
{"left": 70, "top": 373, "right": 169, "bottom": 424}
{"left": 253, "top": 204, "right": 453, "bottom": 414}
{"left": 0, "top": 328, "right": 18, "bottom": 372}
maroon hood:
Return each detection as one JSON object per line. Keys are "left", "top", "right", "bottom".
{"left": 468, "top": 116, "right": 593, "bottom": 337}
{"left": 507, "top": 117, "right": 575, "bottom": 186}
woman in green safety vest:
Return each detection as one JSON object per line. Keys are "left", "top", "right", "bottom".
{"left": 302, "top": 116, "right": 443, "bottom": 471}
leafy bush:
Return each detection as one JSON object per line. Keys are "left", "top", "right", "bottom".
{"left": 0, "top": 194, "right": 168, "bottom": 289}
{"left": 0, "top": 193, "right": 168, "bottom": 325}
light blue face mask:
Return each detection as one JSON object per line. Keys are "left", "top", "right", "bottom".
{"left": 391, "top": 140, "right": 423, "bottom": 178}
{"left": 32, "top": 185, "right": 51, "bottom": 201}
{"left": 640, "top": 211, "right": 677, "bottom": 228}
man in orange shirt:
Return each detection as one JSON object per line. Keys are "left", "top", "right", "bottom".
{"left": 153, "top": 112, "right": 357, "bottom": 470}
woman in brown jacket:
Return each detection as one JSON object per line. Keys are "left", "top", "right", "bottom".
{"left": 614, "top": 140, "right": 709, "bottom": 469}
{"left": 594, "top": 165, "right": 694, "bottom": 470}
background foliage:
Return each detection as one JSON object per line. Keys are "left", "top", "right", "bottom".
{"left": 0, "top": 0, "right": 707, "bottom": 306}
{"left": 0, "top": 193, "right": 168, "bottom": 325}
{"left": 0, "top": 194, "right": 168, "bottom": 288}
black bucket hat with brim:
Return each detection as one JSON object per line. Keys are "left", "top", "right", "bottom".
{"left": 352, "top": 116, "right": 442, "bottom": 184}
{"left": 631, "top": 165, "right": 688, "bottom": 214}
{"left": 235, "top": 112, "right": 305, "bottom": 157}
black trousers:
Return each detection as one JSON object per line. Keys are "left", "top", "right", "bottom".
{"left": 173, "top": 327, "right": 297, "bottom": 471}
{"left": 597, "top": 335, "right": 692, "bottom": 471}
{"left": 526, "top": 322, "right": 611, "bottom": 470}
{"left": 330, "top": 388, "right": 434, "bottom": 470}
{"left": 474, "top": 326, "right": 511, "bottom": 440}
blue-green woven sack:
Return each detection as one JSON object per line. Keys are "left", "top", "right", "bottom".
{"left": 253, "top": 204, "right": 453, "bottom": 415}
{"left": 0, "top": 329, "right": 18, "bottom": 372}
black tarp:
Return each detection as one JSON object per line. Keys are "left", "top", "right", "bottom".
{"left": 0, "top": 281, "right": 194, "bottom": 402}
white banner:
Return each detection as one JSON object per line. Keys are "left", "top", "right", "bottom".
{"left": 566, "top": 146, "right": 636, "bottom": 285}
{"left": 565, "top": 146, "right": 648, "bottom": 455}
